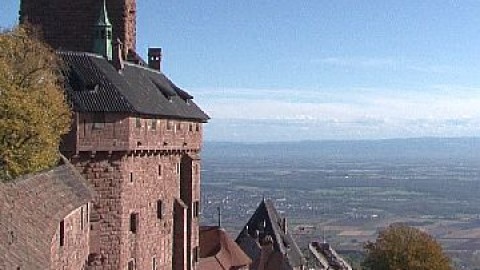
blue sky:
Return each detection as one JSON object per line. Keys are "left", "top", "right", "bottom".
{"left": 3, "top": 1, "right": 480, "bottom": 141}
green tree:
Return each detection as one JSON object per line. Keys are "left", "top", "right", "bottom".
{"left": 0, "top": 26, "right": 70, "bottom": 181}
{"left": 362, "top": 223, "right": 452, "bottom": 270}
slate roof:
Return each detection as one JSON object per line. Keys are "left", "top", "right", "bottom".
{"left": 0, "top": 157, "right": 94, "bottom": 270}
{"left": 58, "top": 51, "right": 209, "bottom": 122}
{"left": 236, "top": 199, "right": 306, "bottom": 269}
{"left": 199, "top": 226, "right": 251, "bottom": 270}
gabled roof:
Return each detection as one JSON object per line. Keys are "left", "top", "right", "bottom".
{"left": 0, "top": 158, "right": 94, "bottom": 270}
{"left": 236, "top": 199, "right": 305, "bottom": 269}
{"left": 58, "top": 51, "right": 209, "bottom": 122}
{"left": 199, "top": 226, "right": 251, "bottom": 270}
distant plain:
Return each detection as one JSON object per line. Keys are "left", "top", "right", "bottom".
{"left": 201, "top": 138, "right": 480, "bottom": 269}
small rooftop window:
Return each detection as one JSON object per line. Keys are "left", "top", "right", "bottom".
{"left": 86, "top": 83, "right": 99, "bottom": 92}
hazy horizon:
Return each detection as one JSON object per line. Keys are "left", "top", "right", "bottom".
{"left": 203, "top": 135, "right": 480, "bottom": 143}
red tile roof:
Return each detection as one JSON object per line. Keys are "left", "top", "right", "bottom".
{"left": 199, "top": 226, "right": 251, "bottom": 270}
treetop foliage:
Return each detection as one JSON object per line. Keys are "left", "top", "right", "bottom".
{"left": 0, "top": 26, "right": 71, "bottom": 181}
{"left": 362, "top": 223, "right": 452, "bottom": 270}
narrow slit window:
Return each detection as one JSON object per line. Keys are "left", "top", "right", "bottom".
{"left": 152, "top": 257, "right": 157, "bottom": 270}
{"left": 60, "top": 220, "right": 65, "bottom": 247}
{"left": 157, "top": 200, "right": 163, "bottom": 219}
{"left": 130, "top": 213, "right": 138, "bottom": 234}
{"left": 193, "top": 246, "right": 199, "bottom": 262}
{"left": 80, "top": 206, "right": 84, "bottom": 230}
{"left": 193, "top": 201, "right": 200, "bottom": 218}
{"left": 129, "top": 172, "right": 134, "bottom": 183}
{"left": 128, "top": 259, "right": 135, "bottom": 270}
{"left": 136, "top": 118, "right": 142, "bottom": 128}
{"left": 158, "top": 165, "right": 162, "bottom": 177}
{"left": 86, "top": 203, "right": 89, "bottom": 224}
{"left": 166, "top": 120, "right": 173, "bottom": 131}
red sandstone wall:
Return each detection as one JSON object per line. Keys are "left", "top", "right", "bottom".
{"left": 191, "top": 158, "right": 201, "bottom": 269}
{"left": 20, "top": 0, "right": 136, "bottom": 55}
{"left": 70, "top": 151, "right": 200, "bottom": 270}
{"left": 72, "top": 153, "right": 124, "bottom": 270}
{"left": 63, "top": 113, "right": 203, "bottom": 153}
{"left": 64, "top": 112, "right": 203, "bottom": 270}
{"left": 129, "top": 117, "right": 203, "bottom": 151}
{"left": 120, "top": 152, "right": 183, "bottom": 270}
{"left": 50, "top": 204, "right": 90, "bottom": 270}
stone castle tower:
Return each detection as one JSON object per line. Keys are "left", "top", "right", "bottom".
{"left": 20, "top": 0, "right": 136, "bottom": 56}
{"left": 20, "top": 1, "right": 209, "bottom": 269}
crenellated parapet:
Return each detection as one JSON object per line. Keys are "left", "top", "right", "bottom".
{"left": 62, "top": 113, "right": 204, "bottom": 154}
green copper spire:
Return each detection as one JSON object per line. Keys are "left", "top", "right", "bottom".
{"left": 93, "top": 0, "right": 113, "bottom": 60}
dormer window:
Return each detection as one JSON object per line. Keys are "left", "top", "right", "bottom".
{"left": 86, "top": 83, "right": 99, "bottom": 92}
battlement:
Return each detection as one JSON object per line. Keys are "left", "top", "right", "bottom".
{"left": 62, "top": 113, "right": 203, "bottom": 153}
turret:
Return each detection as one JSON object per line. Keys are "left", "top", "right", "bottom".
{"left": 93, "top": 0, "right": 113, "bottom": 60}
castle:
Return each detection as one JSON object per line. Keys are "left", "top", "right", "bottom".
{"left": 5, "top": 0, "right": 208, "bottom": 269}
{"left": 0, "top": 1, "right": 352, "bottom": 269}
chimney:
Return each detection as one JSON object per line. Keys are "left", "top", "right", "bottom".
{"left": 112, "top": 39, "right": 124, "bottom": 71}
{"left": 148, "top": 47, "right": 162, "bottom": 71}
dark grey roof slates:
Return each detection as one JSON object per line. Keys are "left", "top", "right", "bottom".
{"left": 61, "top": 52, "right": 135, "bottom": 113}
{"left": 236, "top": 199, "right": 306, "bottom": 268}
{"left": 58, "top": 51, "right": 209, "bottom": 121}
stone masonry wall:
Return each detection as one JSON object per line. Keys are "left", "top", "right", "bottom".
{"left": 70, "top": 153, "right": 124, "bottom": 270}
{"left": 50, "top": 204, "right": 90, "bottom": 270}
{"left": 62, "top": 113, "right": 203, "bottom": 153}
{"left": 121, "top": 152, "right": 183, "bottom": 270}
{"left": 68, "top": 150, "right": 201, "bottom": 270}
{"left": 63, "top": 111, "right": 203, "bottom": 270}
{"left": 20, "top": 0, "right": 136, "bottom": 55}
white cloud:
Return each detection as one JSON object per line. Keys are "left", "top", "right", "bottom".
{"left": 191, "top": 85, "right": 480, "bottom": 141}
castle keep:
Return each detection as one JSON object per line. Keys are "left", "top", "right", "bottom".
{"left": 16, "top": 0, "right": 209, "bottom": 269}
{"left": 20, "top": 0, "right": 136, "bottom": 56}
